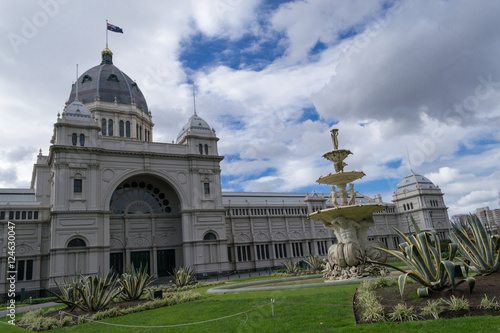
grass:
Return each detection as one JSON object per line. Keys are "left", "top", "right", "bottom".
{"left": 1, "top": 275, "right": 499, "bottom": 332}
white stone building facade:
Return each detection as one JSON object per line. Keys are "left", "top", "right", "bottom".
{"left": 0, "top": 50, "right": 451, "bottom": 296}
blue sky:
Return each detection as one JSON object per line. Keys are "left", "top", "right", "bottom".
{"left": 0, "top": 0, "right": 499, "bottom": 216}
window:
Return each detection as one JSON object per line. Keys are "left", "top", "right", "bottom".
{"left": 204, "top": 183, "right": 210, "bottom": 195}
{"left": 0, "top": 211, "right": 4, "bottom": 220}
{"left": 227, "top": 247, "right": 232, "bottom": 262}
{"left": 101, "top": 119, "right": 106, "bottom": 135}
{"left": 72, "top": 133, "right": 77, "bottom": 146}
{"left": 410, "top": 202, "right": 414, "bottom": 210}
{"left": 119, "top": 120, "right": 124, "bottom": 137}
{"left": 237, "top": 245, "right": 252, "bottom": 262}
{"left": 80, "top": 134, "right": 85, "bottom": 146}
{"left": 126, "top": 121, "right": 131, "bottom": 137}
{"left": 274, "top": 243, "right": 287, "bottom": 258}
{"left": 82, "top": 74, "right": 92, "bottom": 83}
{"left": 15, "top": 211, "right": 20, "bottom": 219}
{"left": 136, "top": 124, "right": 139, "bottom": 138}
{"left": 74, "top": 179, "right": 82, "bottom": 193}
{"left": 256, "top": 244, "right": 270, "bottom": 260}
{"left": 108, "top": 74, "right": 119, "bottom": 82}
{"left": 203, "top": 232, "right": 217, "bottom": 241}
{"left": 9, "top": 211, "right": 14, "bottom": 220}
{"left": 21, "top": 211, "right": 26, "bottom": 220}
{"left": 28, "top": 211, "right": 32, "bottom": 219}
{"left": 34, "top": 211, "right": 38, "bottom": 219}
{"left": 204, "top": 144, "right": 208, "bottom": 154}
{"left": 199, "top": 144, "right": 203, "bottom": 154}
{"left": 68, "top": 238, "right": 87, "bottom": 248}
{"left": 108, "top": 119, "right": 113, "bottom": 136}
{"left": 292, "top": 242, "right": 304, "bottom": 257}
{"left": 139, "top": 126, "right": 142, "bottom": 140}
{"left": 317, "top": 241, "right": 327, "bottom": 255}
{"left": 16, "top": 260, "right": 33, "bottom": 281}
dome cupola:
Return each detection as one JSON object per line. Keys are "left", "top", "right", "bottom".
{"left": 67, "top": 48, "right": 148, "bottom": 112}
{"left": 395, "top": 172, "right": 438, "bottom": 194}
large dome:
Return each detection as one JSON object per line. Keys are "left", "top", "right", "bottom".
{"left": 68, "top": 48, "right": 148, "bottom": 112}
{"left": 395, "top": 172, "right": 438, "bottom": 194}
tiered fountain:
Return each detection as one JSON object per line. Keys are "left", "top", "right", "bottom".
{"left": 308, "top": 129, "right": 389, "bottom": 281}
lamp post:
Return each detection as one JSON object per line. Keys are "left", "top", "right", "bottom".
{"left": 404, "top": 212, "right": 411, "bottom": 235}
{"left": 429, "top": 210, "right": 435, "bottom": 230}
{"left": 483, "top": 210, "right": 492, "bottom": 236}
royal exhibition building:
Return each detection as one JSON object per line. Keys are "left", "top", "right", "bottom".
{"left": 0, "top": 49, "right": 452, "bottom": 296}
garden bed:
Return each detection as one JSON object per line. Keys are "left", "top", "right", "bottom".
{"left": 353, "top": 272, "right": 500, "bottom": 324}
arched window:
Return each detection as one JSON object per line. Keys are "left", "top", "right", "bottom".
{"left": 136, "top": 124, "right": 139, "bottom": 139}
{"left": 80, "top": 134, "right": 85, "bottom": 146}
{"left": 101, "top": 119, "right": 107, "bottom": 135}
{"left": 119, "top": 120, "right": 124, "bottom": 137}
{"left": 68, "top": 238, "right": 86, "bottom": 248}
{"left": 204, "top": 144, "right": 208, "bottom": 154}
{"left": 126, "top": 121, "right": 131, "bottom": 137}
{"left": 72, "top": 133, "right": 77, "bottom": 146}
{"left": 82, "top": 75, "right": 92, "bottom": 83}
{"left": 203, "top": 232, "right": 217, "bottom": 241}
{"left": 199, "top": 144, "right": 203, "bottom": 154}
{"left": 108, "top": 74, "right": 119, "bottom": 82}
{"left": 410, "top": 202, "right": 414, "bottom": 210}
{"left": 139, "top": 126, "right": 142, "bottom": 140}
{"left": 108, "top": 119, "right": 114, "bottom": 136}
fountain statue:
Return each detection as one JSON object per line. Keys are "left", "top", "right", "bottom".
{"left": 308, "top": 129, "right": 389, "bottom": 281}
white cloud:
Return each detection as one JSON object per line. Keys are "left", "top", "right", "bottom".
{"left": 0, "top": 0, "right": 499, "bottom": 217}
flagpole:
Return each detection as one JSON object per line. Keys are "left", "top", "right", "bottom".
{"left": 106, "top": 19, "right": 108, "bottom": 48}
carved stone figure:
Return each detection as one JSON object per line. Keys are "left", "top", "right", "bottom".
{"left": 330, "top": 129, "right": 339, "bottom": 150}
{"left": 348, "top": 183, "right": 356, "bottom": 205}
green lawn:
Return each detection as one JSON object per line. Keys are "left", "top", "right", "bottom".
{"left": 1, "top": 277, "right": 499, "bottom": 332}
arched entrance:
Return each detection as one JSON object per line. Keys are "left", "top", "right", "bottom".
{"left": 108, "top": 175, "right": 182, "bottom": 277}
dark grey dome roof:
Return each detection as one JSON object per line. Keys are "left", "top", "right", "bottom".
{"left": 395, "top": 172, "right": 437, "bottom": 194}
{"left": 68, "top": 48, "right": 148, "bottom": 112}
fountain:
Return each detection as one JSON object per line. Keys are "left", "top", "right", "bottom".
{"left": 308, "top": 129, "right": 389, "bottom": 281}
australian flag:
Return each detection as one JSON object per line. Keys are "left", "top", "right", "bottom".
{"left": 107, "top": 23, "right": 123, "bottom": 33}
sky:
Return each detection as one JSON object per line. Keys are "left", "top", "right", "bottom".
{"left": 0, "top": 0, "right": 499, "bottom": 217}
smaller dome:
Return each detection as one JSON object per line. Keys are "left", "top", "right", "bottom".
{"left": 395, "top": 172, "right": 437, "bottom": 194}
{"left": 63, "top": 100, "right": 92, "bottom": 120}
{"left": 176, "top": 114, "right": 212, "bottom": 143}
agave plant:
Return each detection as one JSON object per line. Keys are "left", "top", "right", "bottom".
{"left": 119, "top": 264, "right": 156, "bottom": 301}
{"left": 46, "top": 275, "right": 81, "bottom": 311}
{"left": 374, "top": 228, "right": 475, "bottom": 299}
{"left": 450, "top": 214, "right": 500, "bottom": 275}
{"left": 170, "top": 266, "right": 196, "bottom": 287}
{"left": 77, "top": 271, "right": 122, "bottom": 312}
{"left": 303, "top": 254, "right": 325, "bottom": 272}
{"left": 282, "top": 258, "right": 299, "bottom": 273}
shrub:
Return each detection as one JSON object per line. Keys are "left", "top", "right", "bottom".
{"left": 91, "top": 307, "right": 120, "bottom": 321}
{"left": 61, "top": 315, "right": 74, "bottom": 327}
{"left": 22, "top": 296, "right": 58, "bottom": 305}
{"left": 374, "top": 228, "right": 475, "bottom": 298}
{"left": 77, "top": 271, "right": 122, "bottom": 312}
{"left": 303, "top": 254, "right": 325, "bottom": 272}
{"left": 480, "top": 294, "right": 500, "bottom": 310}
{"left": 46, "top": 274, "right": 81, "bottom": 311}
{"left": 281, "top": 259, "right": 299, "bottom": 273}
{"left": 450, "top": 214, "right": 500, "bottom": 275}
{"left": 445, "top": 295, "right": 469, "bottom": 311}
{"left": 170, "top": 266, "right": 196, "bottom": 287}
{"left": 421, "top": 299, "right": 443, "bottom": 319}
{"left": 77, "top": 314, "right": 90, "bottom": 325}
{"left": 387, "top": 303, "right": 418, "bottom": 322}
{"left": 120, "top": 264, "right": 156, "bottom": 301}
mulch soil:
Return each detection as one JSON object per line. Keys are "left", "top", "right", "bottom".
{"left": 353, "top": 272, "right": 500, "bottom": 324}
